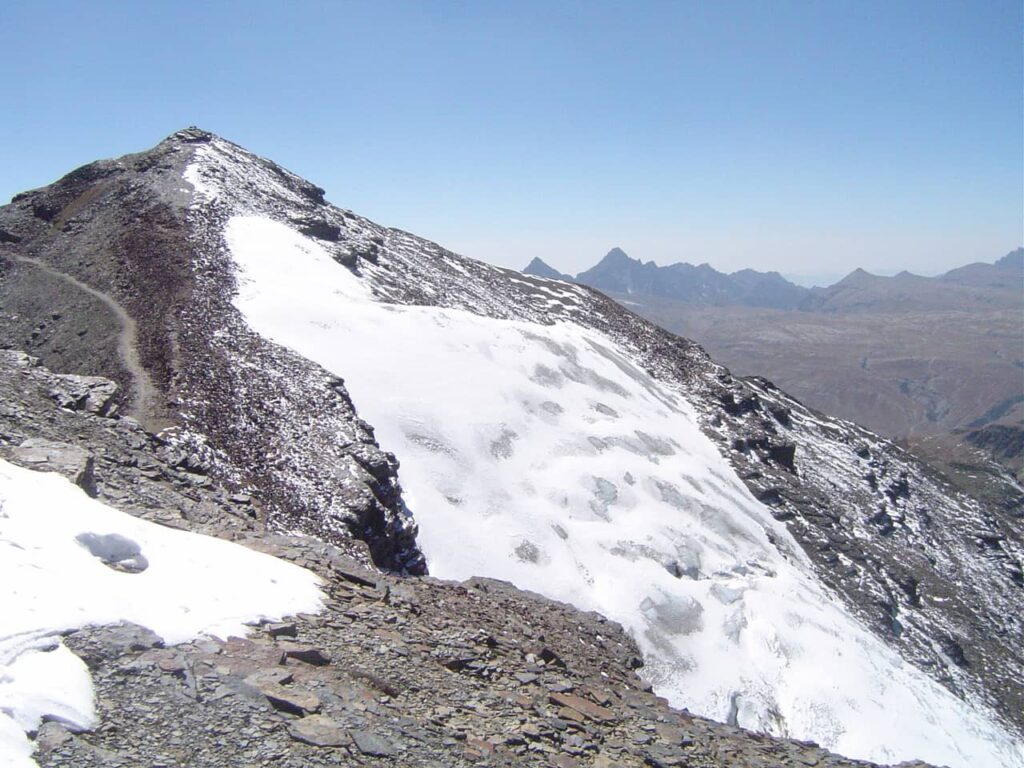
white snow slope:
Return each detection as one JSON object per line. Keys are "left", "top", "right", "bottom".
{"left": 0, "top": 459, "right": 323, "bottom": 768}
{"left": 225, "top": 214, "right": 1023, "bottom": 768}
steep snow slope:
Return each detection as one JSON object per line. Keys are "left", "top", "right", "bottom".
{"left": 0, "top": 459, "right": 323, "bottom": 768}
{"left": 222, "top": 214, "right": 1022, "bottom": 768}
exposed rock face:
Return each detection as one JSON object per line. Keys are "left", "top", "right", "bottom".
{"left": 46, "top": 373, "right": 119, "bottom": 415}
{"left": 964, "top": 423, "right": 1024, "bottom": 463}
{"left": 0, "top": 348, "right": 265, "bottom": 536}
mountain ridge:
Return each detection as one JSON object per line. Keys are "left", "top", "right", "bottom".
{"left": 1, "top": 128, "right": 1021, "bottom": 767}
{"left": 525, "top": 246, "right": 1023, "bottom": 312}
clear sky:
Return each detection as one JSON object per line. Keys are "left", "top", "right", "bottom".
{"left": 2, "top": 1, "right": 1020, "bottom": 281}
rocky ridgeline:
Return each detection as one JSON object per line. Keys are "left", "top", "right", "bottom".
{"left": 0, "top": 134, "right": 423, "bottom": 574}
{"left": 247, "top": 165, "right": 1022, "bottom": 731}
{"left": 0, "top": 128, "right": 1017, "bottom": 761}
{"left": 3, "top": 357, "right": 934, "bottom": 768}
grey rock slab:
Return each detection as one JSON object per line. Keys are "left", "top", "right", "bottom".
{"left": 279, "top": 642, "right": 331, "bottom": 666}
{"left": 245, "top": 667, "right": 294, "bottom": 687}
{"left": 256, "top": 681, "right": 321, "bottom": 715}
{"left": 47, "top": 375, "right": 118, "bottom": 415}
{"left": 266, "top": 622, "right": 298, "bottom": 639}
{"left": 548, "top": 692, "right": 616, "bottom": 723}
{"left": 8, "top": 438, "right": 98, "bottom": 496}
{"left": 350, "top": 729, "right": 397, "bottom": 757}
{"left": 288, "top": 715, "right": 349, "bottom": 747}
{"left": 74, "top": 623, "right": 164, "bottom": 663}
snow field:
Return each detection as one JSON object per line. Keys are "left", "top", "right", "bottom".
{"left": 0, "top": 459, "right": 323, "bottom": 768}
{"left": 225, "top": 214, "right": 1023, "bottom": 768}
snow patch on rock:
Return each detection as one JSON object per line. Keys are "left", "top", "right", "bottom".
{"left": 0, "top": 459, "right": 323, "bottom": 767}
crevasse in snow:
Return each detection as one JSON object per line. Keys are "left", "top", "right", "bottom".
{"left": 223, "top": 214, "right": 1022, "bottom": 768}
{"left": 0, "top": 459, "right": 323, "bottom": 768}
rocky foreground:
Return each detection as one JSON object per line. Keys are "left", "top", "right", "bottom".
{"left": 0, "top": 353, "right": 933, "bottom": 768}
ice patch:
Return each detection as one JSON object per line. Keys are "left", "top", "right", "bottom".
{"left": 75, "top": 531, "right": 149, "bottom": 573}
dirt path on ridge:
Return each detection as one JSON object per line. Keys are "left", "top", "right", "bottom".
{"left": 10, "top": 254, "right": 160, "bottom": 429}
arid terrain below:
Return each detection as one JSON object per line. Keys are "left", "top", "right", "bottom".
{"left": 640, "top": 302, "right": 1022, "bottom": 502}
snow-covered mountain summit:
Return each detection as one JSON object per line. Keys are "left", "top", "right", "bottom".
{"left": 0, "top": 129, "right": 1021, "bottom": 767}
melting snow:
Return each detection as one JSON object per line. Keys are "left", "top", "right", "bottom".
{"left": 0, "top": 459, "right": 323, "bottom": 768}
{"left": 224, "top": 214, "right": 1023, "bottom": 768}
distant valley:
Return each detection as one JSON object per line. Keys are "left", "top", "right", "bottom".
{"left": 525, "top": 248, "right": 1024, "bottom": 492}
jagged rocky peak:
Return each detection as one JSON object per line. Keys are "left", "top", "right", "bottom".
{"left": 522, "top": 256, "right": 573, "bottom": 281}
{"left": 1, "top": 130, "right": 1022, "bottom": 768}
{"left": 601, "top": 246, "right": 634, "bottom": 263}
{"left": 171, "top": 125, "right": 217, "bottom": 143}
{"left": 584, "top": 246, "right": 646, "bottom": 275}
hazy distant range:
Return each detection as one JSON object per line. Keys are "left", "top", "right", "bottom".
{"left": 525, "top": 247, "right": 1024, "bottom": 485}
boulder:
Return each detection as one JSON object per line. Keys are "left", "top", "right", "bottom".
{"left": 48, "top": 374, "right": 118, "bottom": 415}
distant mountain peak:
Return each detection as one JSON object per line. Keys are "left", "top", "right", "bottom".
{"left": 573, "top": 248, "right": 809, "bottom": 309}
{"left": 996, "top": 247, "right": 1023, "bottom": 270}
{"left": 522, "top": 257, "right": 573, "bottom": 282}
{"left": 601, "top": 246, "right": 635, "bottom": 264}
{"left": 835, "top": 267, "right": 876, "bottom": 285}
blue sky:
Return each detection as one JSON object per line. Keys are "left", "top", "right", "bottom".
{"left": 2, "top": 1, "right": 1020, "bottom": 281}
